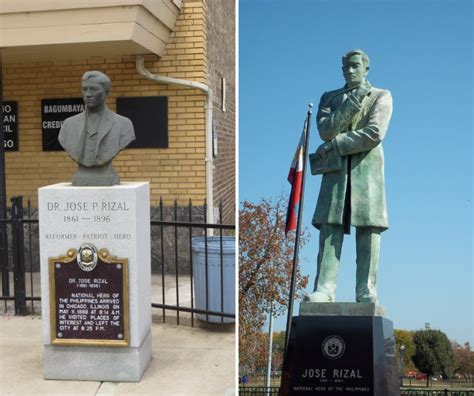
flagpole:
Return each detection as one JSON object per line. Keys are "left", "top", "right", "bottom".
{"left": 282, "top": 103, "right": 313, "bottom": 358}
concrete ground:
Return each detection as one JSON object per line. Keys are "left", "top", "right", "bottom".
{"left": 0, "top": 315, "right": 236, "bottom": 396}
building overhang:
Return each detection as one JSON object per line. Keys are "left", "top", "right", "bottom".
{"left": 0, "top": 0, "right": 182, "bottom": 63}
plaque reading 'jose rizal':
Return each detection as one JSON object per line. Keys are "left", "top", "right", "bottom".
{"left": 281, "top": 316, "right": 375, "bottom": 395}
{"left": 49, "top": 244, "right": 129, "bottom": 346}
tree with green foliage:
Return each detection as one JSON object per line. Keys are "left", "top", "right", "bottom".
{"left": 412, "top": 329, "right": 456, "bottom": 387}
{"left": 394, "top": 329, "right": 416, "bottom": 372}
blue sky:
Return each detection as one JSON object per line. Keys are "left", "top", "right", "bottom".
{"left": 239, "top": 0, "right": 473, "bottom": 344}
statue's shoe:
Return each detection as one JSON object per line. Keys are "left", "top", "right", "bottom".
{"left": 356, "top": 294, "right": 377, "bottom": 303}
{"left": 305, "top": 291, "right": 333, "bottom": 302}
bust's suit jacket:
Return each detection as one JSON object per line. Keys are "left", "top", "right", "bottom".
{"left": 58, "top": 107, "right": 135, "bottom": 167}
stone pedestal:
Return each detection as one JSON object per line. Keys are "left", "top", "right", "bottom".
{"left": 280, "top": 303, "right": 399, "bottom": 396}
{"left": 38, "top": 182, "right": 152, "bottom": 381}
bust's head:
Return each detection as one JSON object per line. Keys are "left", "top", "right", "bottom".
{"left": 81, "top": 71, "right": 111, "bottom": 111}
{"left": 341, "top": 49, "right": 370, "bottom": 88}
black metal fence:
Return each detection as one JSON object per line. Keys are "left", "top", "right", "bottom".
{"left": 0, "top": 195, "right": 236, "bottom": 326}
{"left": 150, "top": 198, "right": 235, "bottom": 326}
{"left": 0, "top": 196, "right": 39, "bottom": 314}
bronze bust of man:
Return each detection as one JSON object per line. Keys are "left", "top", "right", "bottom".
{"left": 58, "top": 71, "right": 135, "bottom": 186}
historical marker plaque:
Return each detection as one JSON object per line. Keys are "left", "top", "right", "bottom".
{"left": 49, "top": 245, "right": 129, "bottom": 347}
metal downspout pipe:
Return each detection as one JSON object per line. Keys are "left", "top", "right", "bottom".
{"left": 135, "top": 55, "right": 214, "bottom": 228}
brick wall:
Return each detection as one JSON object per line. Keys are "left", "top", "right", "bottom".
{"left": 2, "top": 1, "right": 210, "bottom": 208}
{"left": 204, "top": 0, "right": 236, "bottom": 224}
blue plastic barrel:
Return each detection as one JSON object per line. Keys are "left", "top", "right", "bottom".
{"left": 191, "top": 236, "right": 235, "bottom": 323}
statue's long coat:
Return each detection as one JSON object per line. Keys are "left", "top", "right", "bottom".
{"left": 312, "top": 83, "right": 393, "bottom": 231}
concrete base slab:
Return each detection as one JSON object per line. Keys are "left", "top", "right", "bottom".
{"left": 300, "top": 302, "right": 385, "bottom": 317}
{"left": 44, "top": 329, "right": 152, "bottom": 382}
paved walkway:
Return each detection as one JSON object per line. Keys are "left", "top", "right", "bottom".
{"left": 0, "top": 315, "right": 236, "bottom": 396}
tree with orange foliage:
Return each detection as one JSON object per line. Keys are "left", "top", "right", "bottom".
{"left": 452, "top": 342, "right": 474, "bottom": 380}
{"left": 239, "top": 196, "right": 309, "bottom": 377}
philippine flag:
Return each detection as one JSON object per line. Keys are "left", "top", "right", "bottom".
{"left": 285, "top": 128, "right": 306, "bottom": 235}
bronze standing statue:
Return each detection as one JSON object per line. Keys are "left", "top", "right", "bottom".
{"left": 58, "top": 71, "right": 135, "bottom": 186}
{"left": 308, "top": 49, "right": 393, "bottom": 303}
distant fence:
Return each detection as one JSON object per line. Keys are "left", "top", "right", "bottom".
{"left": 0, "top": 195, "right": 236, "bottom": 326}
{"left": 401, "top": 390, "right": 474, "bottom": 396}
{"left": 239, "top": 386, "right": 280, "bottom": 396}
{"left": 238, "top": 387, "right": 474, "bottom": 396}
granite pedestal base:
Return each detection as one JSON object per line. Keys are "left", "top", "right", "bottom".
{"left": 280, "top": 303, "right": 399, "bottom": 396}
{"left": 39, "top": 182, "right": 152, "bottom": 382}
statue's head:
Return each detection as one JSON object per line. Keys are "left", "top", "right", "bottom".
{"left": 81, "top": 71, "right": 111, "bottom": 111}
{"left": 341, "top": 49, "right": 370, "bottom": 88}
